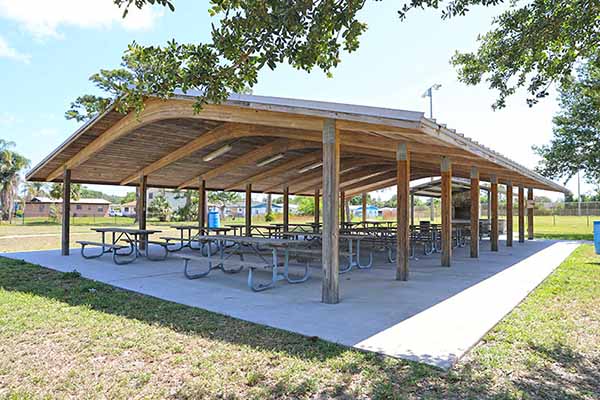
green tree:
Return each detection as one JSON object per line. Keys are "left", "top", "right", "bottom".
{"left": 23, "top": 182, "right": 48, "bottom": 200}
{"left": 121, "top": 191, "right": 136, "bottom": 204}
{"left": 49, "top": 183, "right": 81, "bottom": 201}
{"left": 148, "top": 194, "right": 172, "bottom": 222}
{"left": 173, "top": 189, "right": 199, "bottom": 221}
{"left": 534, "top": 62, "right": 600, "bottom": 185}
{"left": 0, "top": 140, "right": 29, "bottom": 221}
{"left": 64, "top": 0, "right": 594, "bottom": 121}
{"left": 449, "top": 0, "right": 600, "bottom": 109}
{"left": 296, "top": 197, "right": 315, "bottom": 216}
{"left": 208, "top": 191, "right": 242, "bottom": 219}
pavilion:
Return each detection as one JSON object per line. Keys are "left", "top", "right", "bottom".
{"left": 26, "top": 92, "right": 568, "bottom": 304}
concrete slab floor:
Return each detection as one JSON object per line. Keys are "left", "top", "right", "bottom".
{"left": 2, "top": 239, "right": 580, "bottom": 369}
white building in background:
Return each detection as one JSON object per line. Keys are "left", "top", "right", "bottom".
{"left": 147, "top": 188, "right": 188, "bottom": 211}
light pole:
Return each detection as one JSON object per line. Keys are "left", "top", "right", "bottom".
{"left": 422, "top": 84, "right": 442, "bottom": 221}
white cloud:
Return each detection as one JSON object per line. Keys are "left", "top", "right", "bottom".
{"left": 0, "top": 35, "right": 30, "bottom": 62}
{"left": 0, "top": 0, "right": 163, "bottom": 38}
{"left": 0, "top": 112, "right": 18, "bottom": 125}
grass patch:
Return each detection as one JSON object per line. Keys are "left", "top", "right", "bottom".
{"left": 0, "top": 246, "right": 599, "bottom": 398}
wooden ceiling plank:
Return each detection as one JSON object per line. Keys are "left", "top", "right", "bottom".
{"left": 224, "top": 152, "right": 322, "bottom": 191}
{"left": 120, "top": 123, "right": 235, "bottom": 185}
{"left": 177, "top": 139, "right": 311, "bottom": 189}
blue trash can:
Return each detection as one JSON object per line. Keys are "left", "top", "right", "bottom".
{"left": 594, "top": 221, "right": 600, "bottom": 254}
{"left": 208, "top": 211, "right": 220, "bottom": 228}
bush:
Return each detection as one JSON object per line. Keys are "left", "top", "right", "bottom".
{"left": 265, "top": 212, "right": 274, "bottom": 222}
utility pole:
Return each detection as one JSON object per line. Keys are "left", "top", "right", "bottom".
{"left": 422, "top": 84, "right": 442, "bottom": 221}
{"left": 577, "top": 170, "right": 582, "bottom": 216}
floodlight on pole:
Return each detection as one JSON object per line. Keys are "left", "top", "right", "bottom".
{"left": 422, "top": 83, "right": 442, "bottom": 119}
{"left": 422, "top": 83, "right": 442, "bottom": 221}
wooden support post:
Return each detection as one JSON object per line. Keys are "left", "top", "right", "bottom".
{"left": 61, "top": 169, "right": 71, "bottom": 256}
{"left": 138, "top": 175, "right": 147, "bottom": 250}
{"left": 322, "top": 119, "right": 340, "bottom": 304}
{"left": 490, "top": 175, "right": 499, "bottom": 252}
{"left": 441, "top": 157, "right": 452, "bottom": 267}
{"left": 283, "top": 186, "right": 290, "bottom": 232}
{"left": 340, "top": 191, "right": 346, "bottom": 224}
{"left": 396, "top": 143, "right": 410, "bottom": 281}
{"left": 245, "top": 184, "right": 252, "bottom": 237}
{"left": 410, "top": 194, "right": 415, "bottom": 226}
{"left": 527, "top": 187, "right": 534, "bottom": 240}
{"left": 361, "top": 193, "right": 367, "bottom": 223}
{"left": 198, "top": 179, "right": 206, "bottom": 228}
{"left": 470, "top": 167, "right": 479, "bottom": 258}
{"left": 518, "top": 185, "right": 525, "bottom": 243}
{"left": 314, "top": 189, "right": 320, "bottom": 226}
{"left": 506, "top": 181, "right": 513, "bottom": 247}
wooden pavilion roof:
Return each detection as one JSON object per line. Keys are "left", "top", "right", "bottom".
{"left": 27, "top": 92, "right": 568, "bottom": 195}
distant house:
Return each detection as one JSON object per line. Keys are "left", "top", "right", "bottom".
{"left": 118, "top": 200, "right": 137, "bottom": 217}
{"left": 223, "top": 202, "right": 296, "bottom": 217}
{"left": 349, "top": 204, "right": 380, "bottom": 218}
{"left": 25, "top": 197, "right": 110, "bottom": 218}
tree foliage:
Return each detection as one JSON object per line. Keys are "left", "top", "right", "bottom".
{"left": 65, "top": 0, "right": 597, "bottom": 122}
{"left": 148, "top": 193, "right": 172, "bottom": 221}
{"left": 0, "top": 140, "right": 29, "bottom": 221}
{"left": 449, "top": 0, "right": 600, "bottom": 109}
{"left": 49, "top": 183, "right": 81, "bottom": 201}
{"left": 208, "top": 190, "right": 242, "bottom": 217}
{"left": 534, "top": 61, "right": 600, "bottom": 184}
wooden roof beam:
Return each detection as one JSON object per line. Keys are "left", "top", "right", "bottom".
{"left": 224, "top": 152, "right": 322, "bottom": 191}
{"left": 292, "top": 165, "right": 395, "bottom": 194}
{"left": 120, "top": 123, "right": 235, "bottom": 185}
{"left": 177, "top": 140, "right": 316, "bottom": 189}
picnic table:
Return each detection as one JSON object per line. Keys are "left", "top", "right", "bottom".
{"left": 175, "top": 235, "right": 311, "bottom": 291}
{"left": 164, "top": 225, "right": 232, "bottom": 251}
{"left": 279, "top": 231, "right": 373, "bottom": 272}
{"left": 78, "top": 227, "right": 163, "bottom": 264}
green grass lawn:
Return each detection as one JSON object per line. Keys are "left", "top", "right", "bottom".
{"left": 0, "top": 245, "right": 598, "bottom": 399}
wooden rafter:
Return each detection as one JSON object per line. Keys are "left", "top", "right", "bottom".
{"left": 292, "top": 165, "right": 394, "bottom": 194}
{"left": 177, "top": 139, "right": 316, "bottom": 189}
{"left": 224, "top": 152, "right": 322, "bottom": 191}
{"left": 120, "top": 123, "right": 234, "bottom": 185}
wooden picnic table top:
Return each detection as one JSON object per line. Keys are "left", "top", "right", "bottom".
{"left": 193, "top": 234, "right": 306, "bottom": 247}
{"left": 92, "top": 227, "right": 161, "bottom": 235}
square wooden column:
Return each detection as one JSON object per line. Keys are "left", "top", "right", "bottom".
{"left": 314, "top": 189, "right": 320, "bottom": 227}
{"left": 61, "top": 169, "right": 71, "bottom": 256}
{"left": 396, "top": 143, "right": 410, "bottom": 281}
{"left": 138, "top": 175, "right": 147, "bottom": 250}
{"left": 441, "top": 157, "right": 452, "bottom": 267}
{"left": 410, "top": 194, "right": 415, "bottom": 226}
{"left": 490, "top": 175, "right": 499, "bottom": 251}
{"left": 527, "top": 187, "right": 534, "bottom": 240}
{"left": 283, "top": 186, "right": 290, "bottom": 232}
{"left": 361, "top": 193, "right": 367, "bottom": 223}
{"left": 322, "top": 119, "right": 340, "bottom": 304}
{"left": 340, "top": 191, "right": 346, "bottom": 224}
{"left": 470, "top": 167, "right": 480, "bottom": 258}
{"left": 198, "top": 179, "right": 207, "bottom": 228}
{"left": 518, "top": 185, "right": 525, "bottom": 243}
{"left": 506, "top": 182, "right": 513, "bottom": 247}
{"left": 245, "top": 184, "right": 252, "bottom": 237}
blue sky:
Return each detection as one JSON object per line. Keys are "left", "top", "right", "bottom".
{"left": 0, "top": 0, "right": 588, "bottom": 200}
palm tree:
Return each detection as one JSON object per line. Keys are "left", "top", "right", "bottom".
{"left": 0, "top": 140, "right": 30, "bottom": 222}
{"left": 24, "top": 182, "right": 48, "bottom": 200}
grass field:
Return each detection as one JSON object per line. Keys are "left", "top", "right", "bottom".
{"left": 0, "top": 245, "right": 598, "bottom": 398}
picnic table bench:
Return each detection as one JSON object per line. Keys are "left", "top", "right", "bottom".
{"left": 278, "top": 231, "right": 373, "bottom": 272}
{"left": 174, "top": 235, "right": 311, "bottom": 291}
{"left": 77, "top": 227, "right": 164, "bottom": 264}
